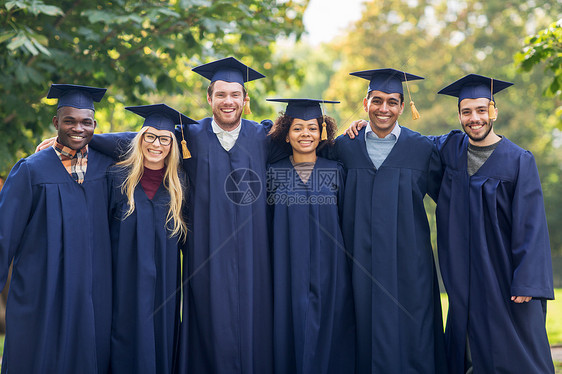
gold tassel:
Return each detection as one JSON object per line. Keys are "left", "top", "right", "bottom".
{"left": 321, "top": 120, "right": 328, "bottom": 140}
{"left": 178, "top": 112, "right": 191, "bottom": 159}
{"left": 404, "top": 71, "right": 420, "bottom": 120}
{"left": 488, "top": 100, "right": 496, "bottom": 120}
{"left": 244, "top": 97, "right": 252, "bottom": 115}
{"left": 181, "top": 139, "right": 191, "bottom": 159}
{"left": 410, "top": 101, "right": 420, "bottom": 120}
{"left": 488, "top": 78, "right": 496, "bottom": 120}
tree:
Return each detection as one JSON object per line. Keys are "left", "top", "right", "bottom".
{"left": 516, "top": 18, "right": 562, "bottom": 257}
{"left": 0, "top": 0, "right": 308, "bottom": 176}
{"left": 516, "top": 18, "right": 562, "bottom": 110}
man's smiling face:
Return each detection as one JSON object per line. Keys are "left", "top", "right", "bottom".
{"left": 363, "top": 90, "right": 404, "bottom": 138}
{"left": 53, "top": 106, "right": 96, "bottom": 150}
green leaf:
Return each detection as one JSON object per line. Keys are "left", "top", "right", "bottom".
{"left": 5, "top": 1, "right": 26, "bottom": 12}
{"left": 38, "top": 4, "right": 63, "bottom": 16}
{"left": 23, "top": 38, "right": 39, "bottom": 55}
{"left": 31, "top": 4, "right": 63, "bottom": 16}
{"left": 113, "top": 14, "right": 144, "bottom": 24}
{"left": 0, "top": 32, "right": 16, "bottom": 45}
{"left": 82, "top": 10, "right": 114, "bottom": 24}
{"left": 7, "top": 34, "right": 26, "bottom": 50}
{"left": 154, "top": 8, "right": 181, "bottom": 18}
{"left": 31, "top": 38, "right": 51, "bottom": 56}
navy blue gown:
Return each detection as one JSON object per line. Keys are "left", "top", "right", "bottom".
{"left": 434, "top": 130, "right": 554, "bottom": 374}
{"left": 333, "top": 126, "right": 447, "bottom": 373}
{"left": 0, "top": 148, "right": 113, "bottom": 373}
{"left": 176, "top": 118, "right": 273, "bottom": 374}
{"left": 108, "top": 167, "right": 182, "bottom": 374}
{"left": 267, "top": 156, "right": 355, "bottom": 374}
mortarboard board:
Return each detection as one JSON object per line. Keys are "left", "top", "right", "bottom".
{"left": 192, "top": 57, "right": 265, "bottom": 86}
{"left": 437, "top": 74, "right": 513, "bottom": 102}
{"left": 267, "top": 98, "right": 339, "bottom": 140}
{"left": 125, "top": 104, "right": 197, "bottom": 132}
{"left": 47, "top": 84, "right": 107, "bottom": 111}
{"left": 126, "top": 103, "right": 198, "bottom": 159}
{"left": 350, "top": 68, "right": 424, "bottom": 120}
{"left": 438, "top": 74, "right": 513, "bottom": 120}
{"left": 266, "top": 98, "right": 339, "bottom": 121}
{"left": 349, "top": 68, "right": 423, "bottom": 95}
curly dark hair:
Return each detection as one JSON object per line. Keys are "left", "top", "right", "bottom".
{"left": 268, "top": 112, "right": 338, "bottom": 148}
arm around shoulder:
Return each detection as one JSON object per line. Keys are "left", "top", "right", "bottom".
{"left": 90, "top": 132, "right": 136, "bottom": 160}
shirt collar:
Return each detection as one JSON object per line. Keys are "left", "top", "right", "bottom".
{"left": 365, "top": 122, "right": 401, "bottom": 140}
{"left": 211, "top": 117, "right": 242, "bottom": 136}
{"left": 53, "top": 139, "right": 88, "bottom": 158}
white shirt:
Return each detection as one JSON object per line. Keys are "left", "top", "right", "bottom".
{"left": 211, "top": 118, "right": 241, "bottom": 151}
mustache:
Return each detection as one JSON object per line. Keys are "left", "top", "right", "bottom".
{"left": 465, "top": 120, "right": 487, "bottom": 126}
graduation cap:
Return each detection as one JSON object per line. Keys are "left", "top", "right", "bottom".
{"left": 192, "top": 57, "right": 265, "bottom": 84}
{"left": 349, "top": 68, "right": 424, "bottom": 120}
{"left": 267, "top": 98, "right": 339, "bottom": 140}
{"left": 126, "top": 103, "right": 198, "bottom": 159}
{"left": 437, "top": 74, "right": 513, "bottom": 120}
{"left": 47, "top": 84, "right": 107, "bottom": 111}
{"left": 192, "top": 57, "right": 265, "bottom": 115}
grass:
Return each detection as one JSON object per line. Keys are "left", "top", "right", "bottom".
{"left": 547, "top": 289, "right": 562, "bottom": 346}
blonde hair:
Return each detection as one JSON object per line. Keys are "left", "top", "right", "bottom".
{"left": 116, "top": 127, "right": 187, "bottom": 242}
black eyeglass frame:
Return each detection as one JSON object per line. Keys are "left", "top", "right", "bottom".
{"left": 143, "top": 132, "right": 173, "bottom": 146}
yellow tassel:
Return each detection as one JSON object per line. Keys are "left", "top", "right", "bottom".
{"left": 244, "top": 98, "right": 252, "bottom": 115}
{"left": 488, "top": 100, "right": 496, "bottom": 120}
{"left": 410, "top": 101, "right": 420, "bottom": 120}
{"left": 321, "top": 121, "right": 328, "bottom": 140}
{"left": 181, "top": 139, "right": 191, "bottom": 159}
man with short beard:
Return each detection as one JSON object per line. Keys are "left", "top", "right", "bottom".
{"left": 174, "top": 57, "right": 274, "bottom": 374}
{"left": 435, "top": 74, "right": 554, "bottom": 374}
{"left": 0, "top": 84, "right": 113, "bottom": 373}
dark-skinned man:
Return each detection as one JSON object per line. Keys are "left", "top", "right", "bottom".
{"left": 0, "top": 84, "right": 113, "bottom": 373}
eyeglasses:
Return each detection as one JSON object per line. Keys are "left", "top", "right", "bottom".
{"left": 143, "top": 132, "right": 172, "bottom": 146}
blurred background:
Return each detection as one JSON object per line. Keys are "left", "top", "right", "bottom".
{"left": 1, "top": 0, "right": 561, "bottom": 362}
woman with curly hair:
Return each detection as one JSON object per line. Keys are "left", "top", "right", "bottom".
{"left": 108, "top": 104, "right": 196, "bottom": 374}
{"left": 266, "top": 99, "right": 355, "bottom": 374}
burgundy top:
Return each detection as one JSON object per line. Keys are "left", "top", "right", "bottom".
{"left": 141, "top": 166, "right": 165, "bottom": 200}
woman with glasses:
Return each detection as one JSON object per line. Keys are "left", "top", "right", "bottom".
{"left": 266, "top": 99, "right": 355, "bottom": 374}
{"left": 108, "top": 104, "right": 196, "bottom": 374}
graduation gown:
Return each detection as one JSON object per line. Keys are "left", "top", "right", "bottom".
{"left": 108, "top": 167, "right": 181, "bottom": 374}
{"left": 333, "top": 126, "right": 447, "bottom": 373}
{"left": 268, "top": 157, "right": 355, "bottom": 374}
{"left": 434, "top": 130, "right": 554, "bottom": 374}
{"left": 0, "top": 148, "right": 113, "bottom": 373}
{"left": 175, "top": 117, "right": 273, "bottom": 374}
